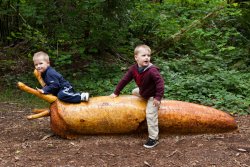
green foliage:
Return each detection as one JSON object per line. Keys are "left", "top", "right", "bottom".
{"left": 66, "top": 60, "right": 137, "bottom": 96}
{"left": 155, "top": 56, "right": 250, "bottom": 115}
{"left": 0, "top": 88, "right": 48, "bottom": 109}
{"left": 1, "top": 0, "right": 250, "bottom": 115}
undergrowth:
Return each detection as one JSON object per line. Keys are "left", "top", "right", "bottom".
{"left": 1, "top": 57, "right": 249, "bottom": 115}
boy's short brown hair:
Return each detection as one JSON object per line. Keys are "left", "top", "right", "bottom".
{"left": 33, "top": 51, "right": 50, "bottom": 62}
{"left": 134, "top": 44, "right": 151, "bottom": 55}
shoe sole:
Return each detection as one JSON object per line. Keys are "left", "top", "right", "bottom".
{"left": 143, "top": 141, "right": 159, "bottom": 148}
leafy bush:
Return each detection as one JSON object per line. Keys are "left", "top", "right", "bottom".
{"left": 1, "top": 0, "right": 250, "bottom": 115}
{"left": 155, "top": 57, "right": 250, "bottom": 115}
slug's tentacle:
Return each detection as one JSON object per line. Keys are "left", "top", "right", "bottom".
{"left": 27, "top": 109, "right": 50, "bottom": 120}
{"left": 32, "top": 108, "right": 50, "bottom": 113}
{"left": 34, "top": 69, "right": 46, "bottom": 87}
{"left": 17, "top": 82, "right": 57, "bottom": 103}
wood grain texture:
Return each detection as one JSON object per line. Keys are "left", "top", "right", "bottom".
{"left": 17, "top": 82, "right": 57, "bottom": 103}
{"left": 49, "top": 96, "right": 237, "bottom": 138}
{"left": 33, "top": 69, "right": 46, "bottom": 87}
{"left": 17, "top": 82, "right": 237, "bottom": 138}
{"left": 158, "top": 100, "right": 237, "bottom": 134}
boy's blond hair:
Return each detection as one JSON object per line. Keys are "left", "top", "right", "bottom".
{"left": 33, "top": 51, "right": 50, "bottom": 62}
{"left": 134, "top": 44, "right": 151, "bottom": 55}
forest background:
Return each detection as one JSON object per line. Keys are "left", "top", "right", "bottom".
{"left": 0, "top": 0, "right": 249, "bottom": 115}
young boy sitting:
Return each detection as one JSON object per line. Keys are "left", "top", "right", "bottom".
{"left": 110, "top": 44, "right": 165, "bottom": 148}
{"left": 33, "top": 51, "right": 89, "bottom": 103}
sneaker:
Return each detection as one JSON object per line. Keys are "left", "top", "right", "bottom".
{"left": 143, "top": 138, "right": 159, "bottom": 148}
{"left": 81, "top": 92, "right": 89, "bottom": 101}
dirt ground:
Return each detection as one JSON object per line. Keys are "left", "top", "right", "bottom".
{"left": 0, "top": 102, "right": 249, "bottom": 167}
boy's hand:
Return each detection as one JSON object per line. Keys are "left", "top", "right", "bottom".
{"left": 36, "top": 87, "right": 44, "bottom": 94}
{"left": 110, "top": 93, "right": 118, "bottom": 98}
{"left": 153, "top": 99, "right": 161, "bottom": 107}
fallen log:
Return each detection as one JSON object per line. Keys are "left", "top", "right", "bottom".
{"left": 17, "top": 82, "right": 237, "bottom": 139}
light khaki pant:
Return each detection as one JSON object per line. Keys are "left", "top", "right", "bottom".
{"left": 132, "top": 88, "right": 159, "bottom": 140}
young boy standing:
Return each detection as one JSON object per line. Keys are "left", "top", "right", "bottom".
{"left": 33, "top": 51, "right": 89, "bottom": 103}
{"left": 110, "top": 44, "right": 164, "bottom": 148}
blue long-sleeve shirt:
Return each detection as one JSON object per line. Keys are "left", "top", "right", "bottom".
{"left": 41, "top": 66, "right": 71, "bottom": 95}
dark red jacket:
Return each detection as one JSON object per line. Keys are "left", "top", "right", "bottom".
{"left": 114, "top": 64, "right": 164, "bottom": 101}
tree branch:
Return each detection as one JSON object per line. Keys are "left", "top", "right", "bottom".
{"left": 152, "top": 6, "right": 225, "bottom": 55}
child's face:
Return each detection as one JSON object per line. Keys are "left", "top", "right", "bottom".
{"left": 134, "top": 47, "right": 151, "bottom": 67}
{"left": 33, "top": 56, "right": 50, "bottom": 73}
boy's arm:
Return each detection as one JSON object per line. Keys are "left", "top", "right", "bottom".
{"left": 42, "top": 73, "right": 61, "bottom": 94}
{"left": 152, "top": 68, "right": 164, "bottom": 101}
{"left": 110, "top": 93, "right": 118, "bottom": 98}
{"left": 113, "top": 68, "right": 134, "bottom": 96}
{"left": 36, "top": 87, "right": 44, "bottom": 94}
{"left": 153, "top": 98, "right": 161, "bottom": 107}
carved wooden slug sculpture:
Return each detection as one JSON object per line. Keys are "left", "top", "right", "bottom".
{"left": 17, "top": 70, "right": 237, "bottom": 139}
